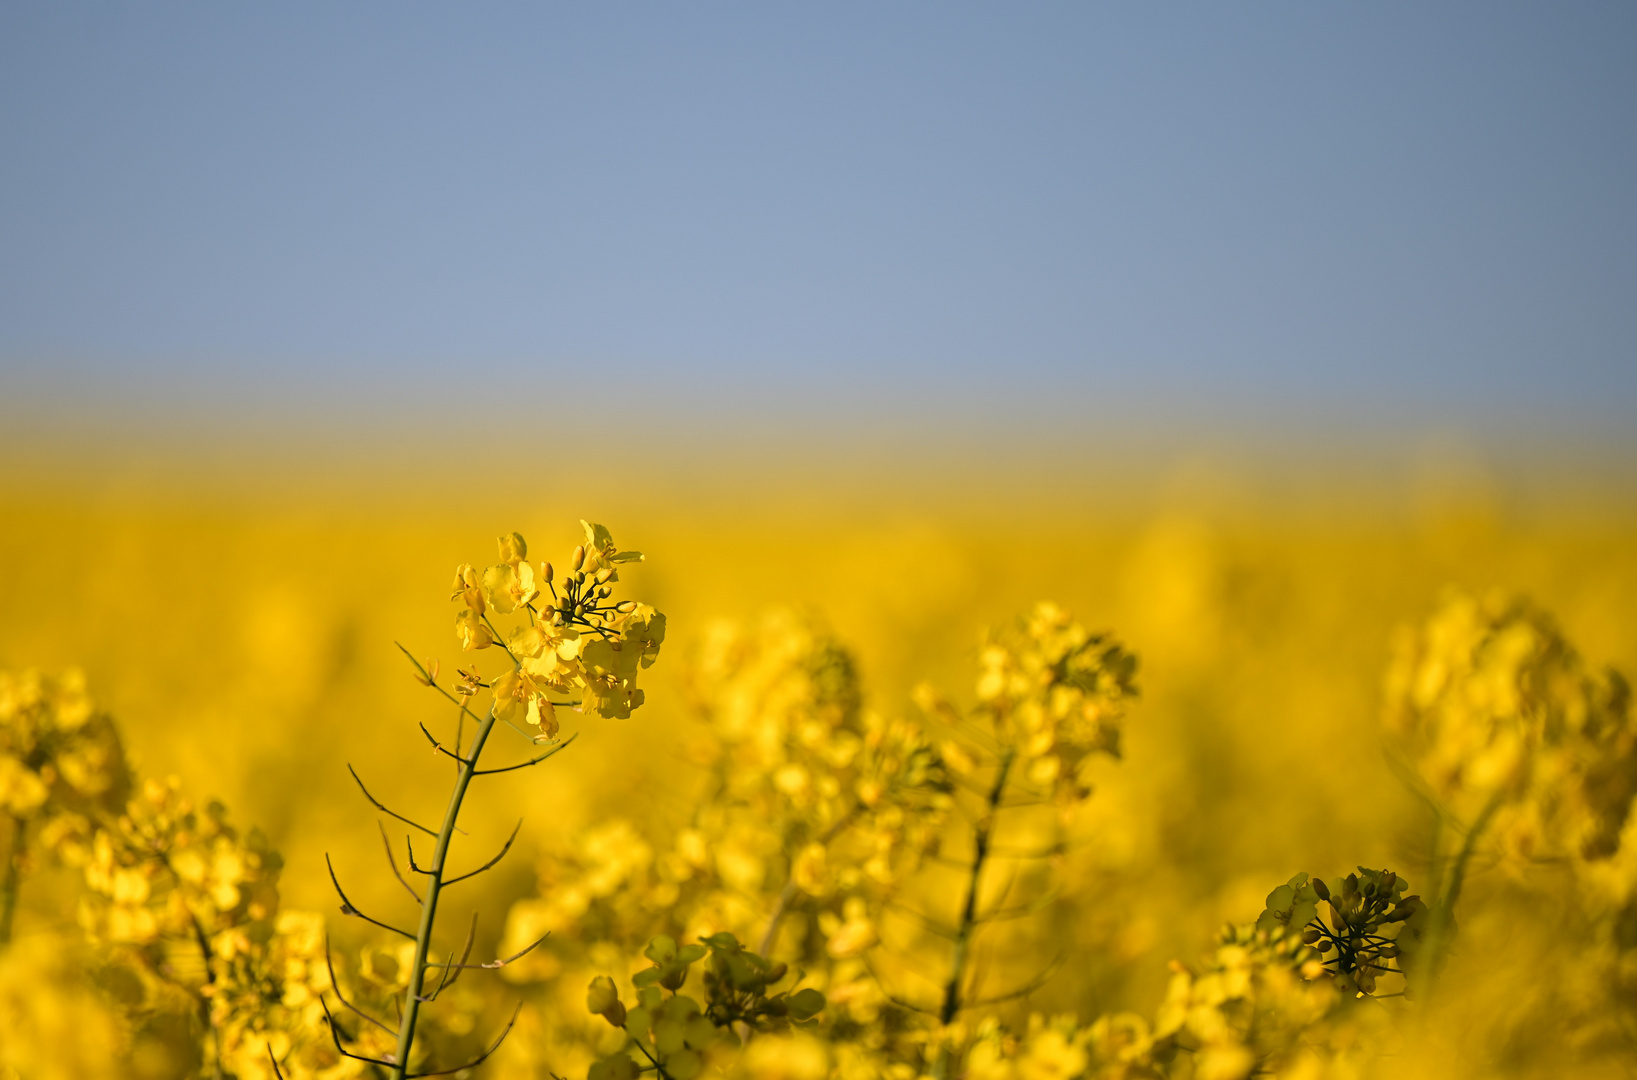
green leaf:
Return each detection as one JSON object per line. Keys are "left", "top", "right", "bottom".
{"left": 788, "top": 987, "right": 826, "bottom": 1021}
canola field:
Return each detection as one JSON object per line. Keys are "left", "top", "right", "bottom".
{"left": 4, "top": 464, "right": 1637, "bottom": 1080}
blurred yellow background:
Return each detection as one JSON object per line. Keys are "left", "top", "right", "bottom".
{"left": 5, "top": 448, "right": 1634, "bottom": 1042}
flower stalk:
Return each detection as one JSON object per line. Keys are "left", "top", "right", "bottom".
{"left": 392, "top": 707, "right": 498, "bottom": 1078}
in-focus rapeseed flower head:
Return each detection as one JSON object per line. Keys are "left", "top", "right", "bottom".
{"left": 450, "top": 524, "right": 665, "bottom": 727}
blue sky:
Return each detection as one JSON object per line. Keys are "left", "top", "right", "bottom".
{"left": 2, "top": 3, "right": 1634, "bottom": 440}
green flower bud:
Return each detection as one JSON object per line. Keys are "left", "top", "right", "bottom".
{"left": 587, "top": 976, "right": 627, "bottom": 1027}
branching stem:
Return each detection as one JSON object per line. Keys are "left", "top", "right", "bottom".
{"left": 392, "top": 708, "right": 500, "bottom": 1079}
{"left": 929, "top": 747, "right": 1018, "bottom": 1080}
{"left": 940, "top": 747, "right": 1014, "bottom": 1028}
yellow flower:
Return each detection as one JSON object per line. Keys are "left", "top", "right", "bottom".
{"left": 451, "top": 563, "right": 485, "bottom": 613}
{"left": 497, "top": 531, "right": 528, "bottom": 566}
{"left": 454, "top": 609, "right": 493, "bottom": 651}
{"left": 482, "top": 559, "right": 537, "bottom": 615}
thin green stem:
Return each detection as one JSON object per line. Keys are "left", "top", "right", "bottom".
{"left": 1419, "top": 793, "right": 1502, "bottom": 990}
{"left": 933, "top": 747, "right": 1015, "bottom": 1080}
{"left": 392, "top": 709, "right": 499, "bottom": 1078}
{"left": 0, "top": 814, "right": 24, "bottom": 947}
{"left": 757, "top": 808, "right": 861, "bottom": 957}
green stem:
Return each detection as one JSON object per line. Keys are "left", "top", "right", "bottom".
{"left": 1420, "top": 794, "right": 1502, "bottom": 989}
{"left": 757, "top": 808, "right": 861, "bottom": 958}
{"left": 933, "top": 748, "right": 1015, "bottom": 1080}
{"left": 392, "top": 710, "right": 499, "bottom": 1078}
{"left": 0, "top": 814, "right": 24, "bottom": 947}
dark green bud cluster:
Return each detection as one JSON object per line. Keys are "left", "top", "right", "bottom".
{"left": 696, "top": 931, "right": 826, "bottom": 1028}
{"left": 586, "top": 933, "right": 825, "bottom": 1080}
{"left": 1257, "top": 867, "right": 1426, "bottom": 996}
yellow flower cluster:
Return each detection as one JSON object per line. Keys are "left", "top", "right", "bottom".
{"left": 500, "top": 610, "right": 954, "bottom": 1071}
{"left": 926, "top": 601, "right": 1138, "bottom": 808}
{"left": 0, "top": 664, "right": 501, "bottom": 1080}
{"left": 454, "top": 524, "right": 665, "bottom": 727}
{"left": 1384, "top": 588, "right": 1636, "bottom": 867}
{"left": 77, "top": 777, "right": 282, "bottom": 948}
{"left": 1, "top": 668, "right": 131, "bottom": 934}
{"left": 964, "top": 924, "right": 1384, "bottom": 1080}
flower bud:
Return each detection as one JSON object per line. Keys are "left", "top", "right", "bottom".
{"left": 596, "top": 567, "right": 613, "bottom": 584}
{"left": 542, "top": 561, "right": 554, "bottom": 584}
{"left": 617, "top": 601, "right": 638, "bottom": 614}
{"left": 587, "top": 975, "right": 627, "bottom": 1026}
{"left": 587, "top": 975, "right": 620, "bottom": 1016}
{"left": 1301, "top": 928, "right": 1321, "bottom": 944}
{"left": 597, "top": 585, "right": 612, "bottom": 599}
{"left": 571, "top": 545, "right": 586, "bottom": 572}
{"left": 1312, "top": 878, "right": 1330, "bottom": 902}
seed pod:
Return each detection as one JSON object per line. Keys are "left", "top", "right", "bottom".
{"left": 571, "top": 545, "right": 586, "bottom": 572}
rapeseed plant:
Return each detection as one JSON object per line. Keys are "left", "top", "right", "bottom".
{"left": 6, "top": 507, "right": 1637, "bottom": 1079}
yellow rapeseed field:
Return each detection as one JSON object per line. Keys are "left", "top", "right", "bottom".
{"left": 4, "top": 457, "right": 1637, "bottom": 1079}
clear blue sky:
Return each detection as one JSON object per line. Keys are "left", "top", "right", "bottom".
{"left": 2, "top": 3, "right": 1634, "bottom": 439}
